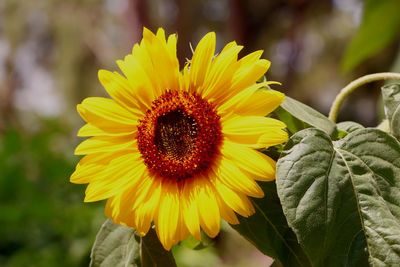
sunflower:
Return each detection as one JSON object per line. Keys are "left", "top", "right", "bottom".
{"left": 71, "top": 28, "right": 288, "bottom": 250}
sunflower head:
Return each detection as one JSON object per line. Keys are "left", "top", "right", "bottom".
{"left": 71, "top": 27, "right": 288, "bottom": 250}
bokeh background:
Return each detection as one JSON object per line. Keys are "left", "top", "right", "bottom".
{"left": 1, "top": 0, "right": 400, "bottom": 266}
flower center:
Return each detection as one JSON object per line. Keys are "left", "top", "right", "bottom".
{"left": 154, "top": 109, "right": 198, "bottom": 159}
{"left": 137, "top": 91, "right": 222, "bottom": 181}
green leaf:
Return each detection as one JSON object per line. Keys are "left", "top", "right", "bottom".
{"left": 336, "top": 121, "right": 364, "bottom": 134}
{"left": 141, "top": 228, "right": 177, "bottom": 267}
{"left": 90, "top": 220, "right": 141, "bottom": 267}
{"left": 90, "top": 220, "right": 177, "bottom": 267}
{"left": 274, "top": 106, "right": 308, "bottom": 135}
{"left": 334, "top": 121, "right": 365, "bottom": 139}
{"left": 279, "top": 96, "right": 336, "bottom": 136}
{"left": 381, "top": 83, "right": 400, "bottom": 139}
{"left": 341, "top": 0, "right": 400, "bottom": 72}
{"left": 277, "top": 128, "right": 400, "bottom": 266}
{"left": 232, "top": 181, "right": 311, "bottom": 267}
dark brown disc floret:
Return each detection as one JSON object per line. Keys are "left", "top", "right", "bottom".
{"left": 137, "top": 91, "right": 222, "bottom": 181}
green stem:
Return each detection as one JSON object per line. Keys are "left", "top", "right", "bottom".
{"left": 328, "top": 72, "right": 400, "bottom": 122}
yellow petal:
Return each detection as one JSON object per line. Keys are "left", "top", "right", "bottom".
{"left": 197, "top": 177, "right": 220, "bottom": 238}
{"left": 105, "top": 197, "right": 117, "bottom": 219}
{"left": 71, "top": 162, "right": 103, "bottom": 184}
{"left": 176, "top": 206, "right": 190, "bottom": 242}
{"left": 142, "top": 28, "right": 180, "bottom": 93}
{"left": 214, "top": 179, "right": 255, "bottom": 217}
{"left": 74, "top": 150, "right": 129, "bottom": 167}
{"left": 201, "top": 44, "right": 242, "bottom": 100}
{"left": 230, "top": 50, "right": 271, "bottom": 94}
{"left": 222, "top": 141, "right": 277, "bottom": 181}
{"left": 233, "top": 89, "right": 284, "bottom": 117}
{"left": 78, "top": 97, "right": 138, "bottom": 123}
{"left": 155, "top": 181, "right": 180, "bottom": 250}
{"left": 166, "top": 33, "right": 178, "bottom": 63}
{"left": 222, "top": 116, "right": 288, "bottom": 148}
{"left": 98, "top": 70, "right": 144, "bottom": 116}
{"left": 189, "top": 32, "right": 216, "bottom": 90}
{"left": 235, "top": 50, "right": 263, "bottom": 69}
{"left": 214, "top": 158, "right": 264, "bottom": 198}
{"left": 74, "top": 135, "right": 136, "bottom": 155}
{"left": 180, "top": 64, "right": 190, "bottom": 92}
{"left": 77, "top": 123, "right": 136, "bottom": 137}
{"left": 182, "top": 179, "right": 201, "bottom": 240}
{"left": 131, "top": 174, "right": 158, "bottom": 211}
{"left": 134, "top": 177, "right": 162, "bottom": 236}
{"left": 106, "top": 174, "right": 156, "bottom": 229}
{"left": 77, "top": 97, "right": 138, "bottom": 134}
{"left": 220, "top": 41, "right": 238, "bottom": 52}
{"left": 157, "top": 28, "right": 180, "bottom": 76}
{"left": 70, "top": 152, "right": 127, "bottom": 184}
{"left": 77, "top": 123, "right": 105, "bottom": 137}
{"left": 105, "top": 189, "right": 135, "bottom": 228}
{"left": 116, "top": 52, "right": 155, "bottom": 109}
{"left": 84, "top": 153, "right": 145, "bottom": 202}
{"left": 155, "top": 27, "right": 166, "bottom": 41}
{"left": 217, "top": 81, "right": 276, "bottom": 115}
{"left": 215, "top": 194, "right": 239, "bottom": 225}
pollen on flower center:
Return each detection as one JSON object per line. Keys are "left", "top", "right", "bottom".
{"left": 137, "top": 91, "right": 222, "bottom": 181}
{"left": 155, "top": 109, "right": 198, "bottom": 159}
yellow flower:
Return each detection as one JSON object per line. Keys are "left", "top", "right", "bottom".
{"left": 71, "top": 28, "right": 288, "bottom": 250}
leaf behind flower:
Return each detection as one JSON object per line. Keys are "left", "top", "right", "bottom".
{"left": 232, "top": 181, "right": 311, "bottom": 267}
{"left": 277, "top": 128, "right": 400, "bottom": 266}
{"left": 279, "top": 96, "right": 337, "bottom": 136}
{"left": 90, "top": 220, "right": 177, "bottom": 267}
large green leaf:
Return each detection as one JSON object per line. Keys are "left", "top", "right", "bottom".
{"left": 342, "top": 0, "right": 400, "bottom": 72}
{"left": 90, "top": 220, "right": 177, "bottom": 267}
{"left": 381, "top": 83, "right": 400, "bottom": 139}
{"left": 336, "top": 121, "right": 364, "bottom": 134}
{"left": 279, "top": 96, "right": 336, "bottom": 136}
{"left": 90, "top": 220, "right": 141, "bottom": 267}
{"left": 141, "top": 228, "right": 177, "bottom": 267}
{"left": 335, "top": 121, "right": 364, "bottom": 139}
{"left": 232, "top": 181, "right": 311, "bottom": 267}
{"left": 276, "top": 128, "right": 400, "bottom": 266}
{"left": 274, "top": 106, "right": 309, "bottom": 135}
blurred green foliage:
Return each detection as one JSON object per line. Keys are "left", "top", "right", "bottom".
{"left": 0, "top": 121, "right": 102, "bottom": 267}
{"left": 342, "top": 0, "right": 400, "bottom": 72}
